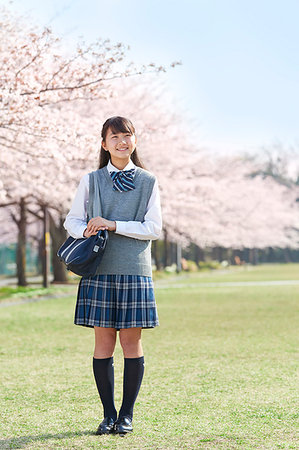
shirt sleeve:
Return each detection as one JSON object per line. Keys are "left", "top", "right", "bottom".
{"left": 63, "top": 174, "right": 89, "bottom": 238}
{"left": 115, "top": 179, "right": 162, "bottom": 240}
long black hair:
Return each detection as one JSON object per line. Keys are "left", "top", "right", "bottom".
{"left": 99, "top": 116, "right": 145, "bottom": 169}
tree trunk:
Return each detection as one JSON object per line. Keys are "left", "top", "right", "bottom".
{"left": 194, "top": 245, "right": 205, "bottom": 263}
{"left": 170, "top": 242, "right": 176, "bottom": 265}
{"left": 283, "top": 247, "right": 292, "bottom": 263}
{"left": 16, "top": 198, "right": 27, "bottom": 286}
{"left": 249, "top": 248, "right": 259, "bottom": 265}
{"left": 243, "top": 248, "right": 250, "bottom": 263}
{"left": 212, "top": 246, "right": 224, "bottom": 262}
{"left": 163, "top": 228, "right": 169, "bottom": 268}
{"left": 49, "top": 212, "right": 68, "bottom": 283}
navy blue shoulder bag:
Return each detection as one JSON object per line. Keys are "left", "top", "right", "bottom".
{"left": 57, "top": 230, "right": 108, "bottom": 278}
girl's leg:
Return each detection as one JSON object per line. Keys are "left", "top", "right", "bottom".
{"left": 93, "top": 327, "right": 117, "bottom": 423}
{"left": 117, "top": 327, "right": 144, "bottom": 422}
{"left": 94, "top": 326, "right": 117, "bottom": 358}
{"left": 119, "top": 327, "right": 143, "bottom": 358}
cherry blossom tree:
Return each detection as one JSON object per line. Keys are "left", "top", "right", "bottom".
{"left": 74, "top": 81, "right": 299, "bottom": 261}
{"left": 0, "top": 6, "right": 180, "bottom": 284}
{"left": 1, "top": 5, "right": 298, "bottom": 284}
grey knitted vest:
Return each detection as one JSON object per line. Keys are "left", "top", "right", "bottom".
{"left": 87, "top": 166, "right": 156, "bottom": 276}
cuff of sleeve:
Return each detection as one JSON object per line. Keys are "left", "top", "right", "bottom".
{"left": 115, "top": 221, "right": 126, "bottom": 234}
{"left": 81, "top": 225, "right": 87, "bottom": 238}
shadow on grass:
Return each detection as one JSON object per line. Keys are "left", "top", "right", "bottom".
{"left": 0, "top": 430, "right": 102, "bottom": 449}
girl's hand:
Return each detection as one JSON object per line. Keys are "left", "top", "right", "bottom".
{"left": 83, "top": 228, "right": 97, "bottom": 238}
{"left": 84, "top": 216, "right": 116, "bottom": 237}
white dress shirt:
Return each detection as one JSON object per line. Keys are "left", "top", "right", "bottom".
{"left": 63, "top": 160, "right": 162, "bottom": 240}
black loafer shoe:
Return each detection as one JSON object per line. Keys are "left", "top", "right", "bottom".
{"left": 96, "top": 417, "right": 115, "bottom": 435}
{"left": 114, "top": 416, "right": 133, "bottom": 435}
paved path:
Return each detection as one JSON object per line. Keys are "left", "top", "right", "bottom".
{"left": 0, "top": 276, "right": 54, "bottom": 287}
{"left": 1, "top": 278, "right": 298, "bottom": 308}
{"left": 0, "top": 292, "right": 75, "bottom": 308}
{"left": 155, "top": 280, "right": 299, "bottom": 289}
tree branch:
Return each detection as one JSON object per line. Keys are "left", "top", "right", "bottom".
{"left": 0, "top": 201, "right": 18, "bottom": 207}
{"left": 27, "top": 208, "right": 43, "bottom": 220}
{"left": 20, "top": 67, "right": 167, "bottom": 96}
{"left": 10, "top": 211, "right": 19, "bottom": 225}
{"left": 15, "top": 49, "right": 43, "bottom": 78}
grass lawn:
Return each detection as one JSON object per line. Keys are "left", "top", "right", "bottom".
{"left": 0, "top": 264, "right": 298, "bottom": 449}
{"left": 154, "top": 262, "right": 299, "bottom": 285}
{"left": 0, "top": 285, "right": 75, "bottom": 303}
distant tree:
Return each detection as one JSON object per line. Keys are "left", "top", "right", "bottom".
{"left": 247, "top": 143, "right": 299, "bottom": 188}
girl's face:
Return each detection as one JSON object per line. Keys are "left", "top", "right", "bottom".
{"left": 102, "top": 127, "right": 137, "bottom": 166}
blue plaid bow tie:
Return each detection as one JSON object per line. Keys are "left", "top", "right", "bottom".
{"left": 110, "top": 168, "right": 136, "bottom": 192}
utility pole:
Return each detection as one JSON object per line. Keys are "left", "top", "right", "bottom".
{"left": 42, "top": 205, "right": 50, "bottom": 288}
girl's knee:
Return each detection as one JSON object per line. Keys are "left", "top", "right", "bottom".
{"left": 94, "top": 327, "right": 117, "bottom": 358}
{"left": 119, "top": 328, "right": 142, "bottom": 356}
{"left": 94, "top": 327, "right": 117, "bottom": 340}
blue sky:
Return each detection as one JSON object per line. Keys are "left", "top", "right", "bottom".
{"left": 6, "top": 0, "right": 299, "bottom": 153}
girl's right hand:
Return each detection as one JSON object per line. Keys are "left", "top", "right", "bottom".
{"left": 86, "top": 216, "right": 115, "bottom": 233}
{"left": 83, "top": 228, "right": 98, "bottom": 238}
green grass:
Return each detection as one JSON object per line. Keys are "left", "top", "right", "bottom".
{"left": 155, "top": 262, "right": 299, "bottom": 285}
{"left": 0, "top": 285, "right": 76, "bottom": 304}
{"left": 0, "top": 286, "right": 58, "bottom": 301}
{"left": 0, "top": 264, "right": 298, "bottom": 449}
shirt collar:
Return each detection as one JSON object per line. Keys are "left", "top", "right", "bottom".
{"left": 107, "top": 159, "right": 136, "bottom": 173}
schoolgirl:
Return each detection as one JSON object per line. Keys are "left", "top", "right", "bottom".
{"left": 64, "top": 116, "right": 162, "bottom": 435}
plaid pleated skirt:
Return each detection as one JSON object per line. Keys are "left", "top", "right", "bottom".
{"left": 74, "top": 274, "right": 159, "bottom": 329}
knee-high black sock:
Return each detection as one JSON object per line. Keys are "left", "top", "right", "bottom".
{"left": 119, "top": 356, "right": 145, "bottom": 420}
{"left": 93, "top": 357, "right": 117, "bottom": 420}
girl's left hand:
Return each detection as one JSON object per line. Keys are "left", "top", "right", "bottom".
{"left": 86, "top": 216, "right": 116, "bottom": 234}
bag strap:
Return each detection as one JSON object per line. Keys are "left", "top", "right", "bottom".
{"left": 87, "top": 170, "right": 102, "bottom": 222}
